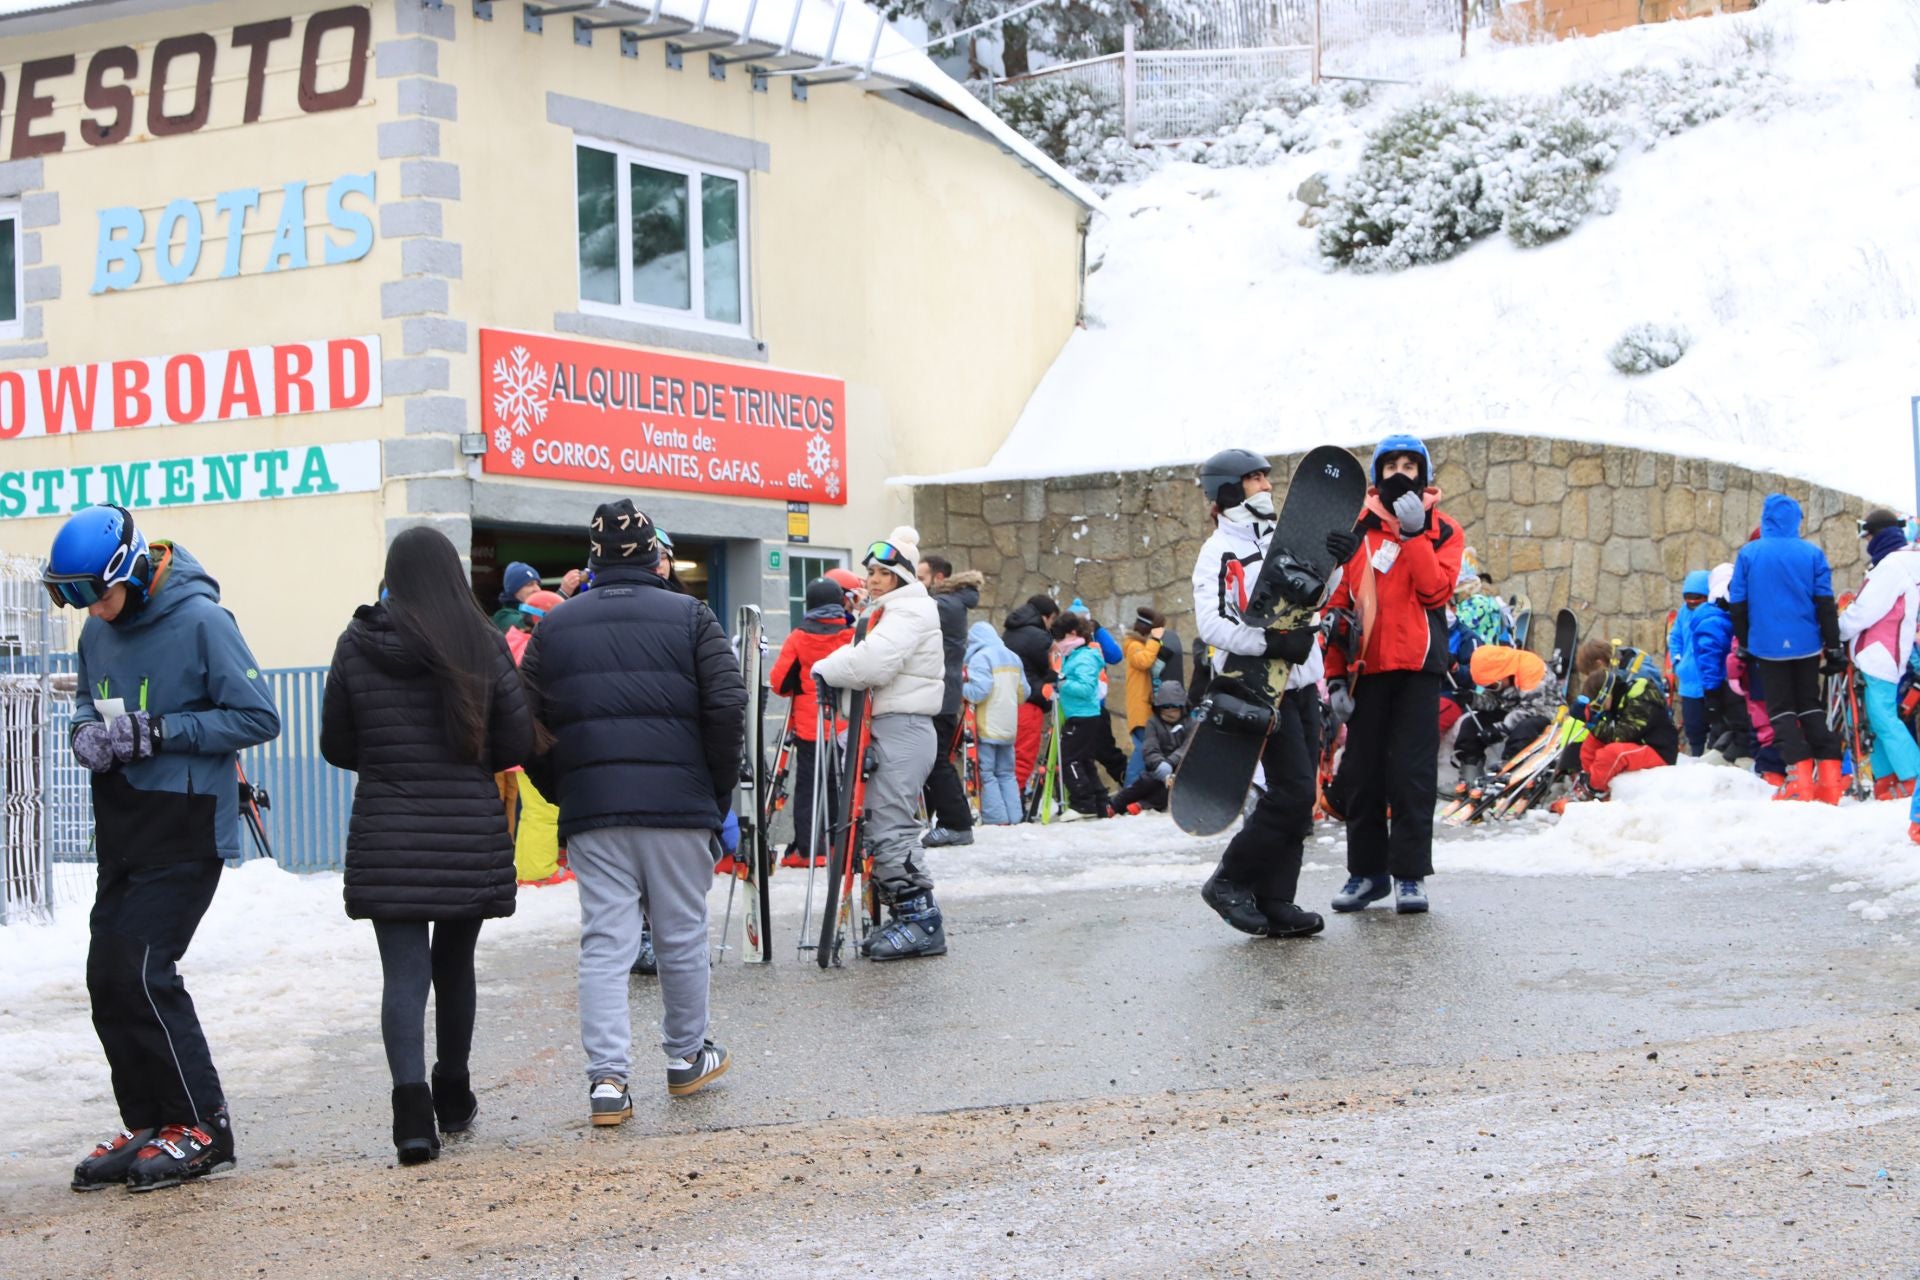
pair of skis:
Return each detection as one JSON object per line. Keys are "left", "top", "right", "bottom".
{"left": 1441, "top": 608, "right": 1580, "bottom": 826}
{"left": 716, "top": 606, "right": 776, "bottom": 965}
{"left": 814, "top": 608, "right": 883, "bottom": 968}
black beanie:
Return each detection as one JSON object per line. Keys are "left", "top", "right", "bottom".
{"left": 804, "top": 577, "right": 843, "bottom": 612}
{"left": 588, "top": 499, "right": 660, "bottom": 569}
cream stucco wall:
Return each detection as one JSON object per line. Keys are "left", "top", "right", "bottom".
{"left": 0, "top": 0, "right": 1086, "bottom": 667}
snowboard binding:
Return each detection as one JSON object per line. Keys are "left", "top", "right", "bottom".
{"left": 1242, "top": 552, "right": 1327, "bottom": 626}
{"left": 1199, "top": 677, "right": 1278, "bottom": 738}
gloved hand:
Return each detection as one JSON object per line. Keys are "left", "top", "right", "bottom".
{"left": 1392, "top": 490, "right": 1427, "bottom": 536}
{"left": 1152, "top": 762, "right": 1174, "bottom": 783}
{"left": 72, "top": 721, "right": 118, "bottom": 773}
{"left": 813, "top": 675, "right": 837, "bottom": 705}
{"left": 1325, "top": 529, "right": 1359, "bottom": 565}
{"left": 1820, "top": 645, "right": 1848, "bottom": 677}
{"left": 1263, "top": 627, "right": 1313, "bottom": 664}
{"left": 107, "top": 711, "right": 162, "bottom": 764}
{"left": 1327, "top": 678, "right": 1356, "bottom": 727}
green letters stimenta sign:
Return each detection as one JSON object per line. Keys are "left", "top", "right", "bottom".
{"left": 0, "top": 440, "right": 381, "bottom": 520}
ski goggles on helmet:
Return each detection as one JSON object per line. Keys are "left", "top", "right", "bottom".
{"left": 44, "top": 576, "right": 110, "bottom": 609}
{"left": 863, "top": 541, "right": 911, "bottom": 570}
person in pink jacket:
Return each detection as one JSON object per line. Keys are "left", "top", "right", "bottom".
{"left": 1838, "top": 510, "right": 1920, "bottom": 806}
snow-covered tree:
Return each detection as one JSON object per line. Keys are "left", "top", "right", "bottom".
{"left": 884, "top": 0, "right": 1213, "bottom": 78}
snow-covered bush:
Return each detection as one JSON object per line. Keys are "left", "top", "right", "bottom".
{"left": 1186, "top": 82, "right": 1369, "bottom": 170}
{"left": 990, "top": 78, "right": 1155, "bottom": 193}
{"left": 1608, "top": 323, "right": 1691, "bottom": 374}
{"left": 1318, "top": 59, "right": 1779, "bottom": 272}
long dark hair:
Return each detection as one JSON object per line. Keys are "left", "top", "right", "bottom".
{"left": 382, "top": 526, "right": 500, "bottom": 764}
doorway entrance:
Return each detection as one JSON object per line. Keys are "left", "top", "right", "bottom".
{"left": 472, "top": 525, "right": 728, "bottom": 612}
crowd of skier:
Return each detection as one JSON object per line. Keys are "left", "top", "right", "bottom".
{"left": 32, "top": 430, "right": 1920, "bottom": 1191}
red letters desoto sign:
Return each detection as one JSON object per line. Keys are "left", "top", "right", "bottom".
{"left": 479, "top": 330, "right": 848, "bottom": 505}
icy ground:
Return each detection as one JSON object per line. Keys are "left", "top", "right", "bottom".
{"left": 910, "top": 0, "right": 1920, "bottom": 506}
{"left": 3, "top": 758, "right": 1917, "bottom": 1163}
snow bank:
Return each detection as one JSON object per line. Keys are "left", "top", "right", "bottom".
{"left": 913, "top": 0, "right": 1920, "bottom": 507}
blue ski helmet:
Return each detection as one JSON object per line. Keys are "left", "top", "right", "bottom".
{"left": 43, "top": 504, "right": 149, "bottom": 609}
{"left": 1370, "top": 434, "right": 1431, "bottom": 490}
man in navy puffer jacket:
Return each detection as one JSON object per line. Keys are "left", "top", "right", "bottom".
{"left": 1727, "top": 493, "right": 1843, "bottom": 802}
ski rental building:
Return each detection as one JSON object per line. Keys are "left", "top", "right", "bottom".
{"left": 0, "top": 0, "right": 1096, "bottom": 664}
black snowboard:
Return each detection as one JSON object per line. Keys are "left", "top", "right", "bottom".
{"left": 1548, "top": 608, "right": 1578, "bottom": 702}
{"left": 1172, "top": 445, "right": 1367, "bottom": 837}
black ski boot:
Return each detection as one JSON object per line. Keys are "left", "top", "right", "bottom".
{"left": 1260, "top": 900, "right": 1325, "bottom": 938}
{"left": 431, "top": 1065, "right": 478, "bottom": 1133}
{"left": 392, "top": 1084, "right": 441, "bottom": 1166}
{"left": 1201, "top": 870, "right": 1269, "bottom": 935}
{"left": 866, "top": 893, "right": 947, "bottom": 960}
{"left": 125, "top": 1107, "right": 235, "bottom": 1192}
{"left": 71, "top": 1126, "right": 155, "bottom": 1192}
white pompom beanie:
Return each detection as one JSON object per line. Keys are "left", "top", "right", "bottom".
{"left": 871, "top": 524, "right": 922, "bottom": 584}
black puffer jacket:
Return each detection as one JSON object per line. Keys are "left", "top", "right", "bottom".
{"left": 319, "top": 604, "right": 532, "bottom": 922}
{"left": 1003, "top": 602, "right": 1055, "bottom": 708}
{"left": 519, "top": 564, "right": 746, "bottom": 838}
{"left": 931, "top": 570, "right": 983, "bottom": 717}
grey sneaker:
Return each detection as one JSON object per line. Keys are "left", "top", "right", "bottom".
{"left": 921, "top": 826, "right": 974, "bottom": 848}
{"left": 589, "top": 1078, "right": 632, "bottom": 1126}
{"left": 667, "top": 1041, "right": 730, "bottom": 1097}
{"left": 1394, "top": 878, "right": 1430, "bottom": 914}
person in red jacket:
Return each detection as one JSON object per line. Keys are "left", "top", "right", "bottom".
{"left": 1321, "top": 434, "right": 1464, "bottom": 916}
{"left": 770, "top": 578, "right": 855, "bottom": 868}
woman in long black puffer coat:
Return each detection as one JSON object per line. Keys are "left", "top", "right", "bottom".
{"left": 320, "top": 526, "right": 532, "bottom": 1166}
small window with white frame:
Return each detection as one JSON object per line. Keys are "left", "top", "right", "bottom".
{"left": 0, "top": 206, "right": 20, "bottom": 339}
{"left": 575, "top": 141, "right": 748, "bottom": 337}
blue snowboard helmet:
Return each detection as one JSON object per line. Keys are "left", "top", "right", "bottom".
{"left": 43, "top": 504, "right": 149, "bottom": 609}
{"left": 1370, "top": 434, "right": 1431, "bottom": 490}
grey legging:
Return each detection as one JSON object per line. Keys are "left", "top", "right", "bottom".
{"left": 370, "top": 919, "right": 483, "bottom": 1087}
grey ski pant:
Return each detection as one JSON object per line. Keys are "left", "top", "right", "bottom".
{"left": 569, "top": 826, "right": 713, "bottom": 1078}
{"left": 866, "top": 713, "right": 937, "bottom": 903}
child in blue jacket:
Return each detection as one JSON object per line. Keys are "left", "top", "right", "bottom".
{"left": 1054, "top": 613, "right": 1116, "bottom": 817}
{"left": 1689, "top": 567, "right": 1743, "bottom": 759}
{"left": 1668, "top": 569, "right": 1710, "bottom": 756}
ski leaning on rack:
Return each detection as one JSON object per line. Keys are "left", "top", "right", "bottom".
{"left": 1441, "top": 609, "right": 1581, "bottom": 826}
{"left": 1171, "top": 445, "right": 1367, "bottom": 837}
{"left": 818, "top": 608, "right": 880, "bottom": 969}
{"left": 726, "top": 605, "right": 774, "bottom": 964}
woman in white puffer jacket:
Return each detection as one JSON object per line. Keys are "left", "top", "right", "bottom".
{"left": 811, "top": 526, "right": 949, "bottom": 961}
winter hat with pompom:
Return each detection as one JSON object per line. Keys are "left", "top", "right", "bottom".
{"left": 866, "top": 525, "right": 922, "bottom": 585}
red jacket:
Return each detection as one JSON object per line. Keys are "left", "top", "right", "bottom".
{"left": 1325, "top": 489, "right": 1464, "bottom": 680}
{"left": 771, "top": 618, "right": 854, "bottom": 741}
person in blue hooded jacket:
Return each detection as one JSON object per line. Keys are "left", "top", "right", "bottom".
{"left": 1688, "top": 564, "right": 1745, "bottom": 760}
{"left": 1727, "top": 493, "right": 1844, "bottom": 802}
{"left": 1667, "top": 569, "right": 1711, "bottom": 756}
{"left": 44, "top": 505, "right": 280, "bottom": 1194}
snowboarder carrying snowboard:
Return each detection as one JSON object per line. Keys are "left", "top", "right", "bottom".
{"left": 1189, "top": 448, "right": 1339, "bottom": 939}
{"left": 48, "top": 505, "right": 281, "bottom": 1192}
{"left": 1322, "top": 435, "right": 1464, "bottom": 916}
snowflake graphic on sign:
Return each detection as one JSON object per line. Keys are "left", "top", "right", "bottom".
{"left": 491, "top": 346, "right": 550, "bottom": 439}
{"left": 493, "top": 426, "right": 512, "bottom": 455}
{"left": 824, "top": 470, "right": 841, "bottom": 499}
{"left": 510, "top": 447, "right": 526, "bottom": 471}
{"left": 806, "top": 433, "right": 833, "bottom": 478}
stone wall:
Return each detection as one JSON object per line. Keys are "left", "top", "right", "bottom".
{"left": 913, "top": 434, "right": 1868, "bottom": 668}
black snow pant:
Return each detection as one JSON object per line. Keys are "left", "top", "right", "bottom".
{"left": 1331, "top": 671, "right": 1441, "bottom": 881}
{"left": 88, "top": 851, "right": 226, "bottom": 1130}
{"left": 370, "top": 919, "right": 484, "bottom": 1088}
{"left": 1062, "top": 716, "right": 1112, "bottom": 815}
{"left": 1680, "top": 695, "right": 1708, "bottom": 758}
{"left": 1757, "top": 657, "right": 1841, "bottom": 766}
{"left": 923, "top": 713, "right": 974, "bottom": 831}
{"left": 1217, "top": 686, "right": 1320, "bottom": 909}
{"left": 791, "top": 737, "right": 840, "bottom": 855}
{"left": 1110, "top": 775, "right": 1169, "bottom": 813}
{"left": 1093, "top": 714, "right": 1131, "bottom": 789}
{"left": 1703, "top": 685, "right": 1750, "bottom": 759}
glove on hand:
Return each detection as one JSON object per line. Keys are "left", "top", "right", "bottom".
{"left": 107, "top": 711, "right": 162, "bottom": 764}
{"left": 1152, "top": 762, "right": 1174, "bottom": 783}
{"left": 72, "top": 722, "right": 118, "bottom": 774}
{"left": 1325, "top": 529, "right": 1359, "bottom": 565}
{"left": 1392, "top": 491, "right": 1428, "bottom": 537}
{"left": 1820, "top": 646, "right": 1848, "bottom": 677}
{"left": 1263, "top": 627, "right": 1314, "bottom": 664}
{"left": 1327, "top": 679, "right": 1356, "bottom": 727}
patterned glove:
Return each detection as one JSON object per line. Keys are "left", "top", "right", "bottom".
{"left": 72, "top": 721, "right": 118, "bottom": 774}
{"left": 107, "top": 711, "right": 163, "bottom": 764}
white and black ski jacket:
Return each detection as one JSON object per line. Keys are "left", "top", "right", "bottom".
{"left": 1190, "top": 518, "right": 1323, "bottom": 693}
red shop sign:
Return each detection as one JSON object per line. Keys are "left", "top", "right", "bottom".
{"left": 478, "top": 329, "right": 847, "bottom": 505}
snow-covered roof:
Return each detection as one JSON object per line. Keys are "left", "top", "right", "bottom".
{"left": 0, "top": 0, "right": 1100, "bottom": 212}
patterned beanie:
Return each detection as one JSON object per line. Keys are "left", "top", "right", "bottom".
{"left": 588, "top": 499, "right": 661, "bottom": 570}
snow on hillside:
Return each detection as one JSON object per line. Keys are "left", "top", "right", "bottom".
{"left": 913, "top": 0, "right": 1920, "bottom": 506}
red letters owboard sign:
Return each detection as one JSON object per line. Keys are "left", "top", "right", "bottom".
{"left": 479, "top": 330, "right": 848, "bottom": 505}
{"left": 0, "top": 336, "right": 381, "bottom": 440}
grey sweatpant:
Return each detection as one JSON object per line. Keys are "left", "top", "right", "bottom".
{"left": 866, "top": 713, "right": 937, "bottom": 903}
{"left": 569, "top": 826, "right": 713, "bottom": 1079}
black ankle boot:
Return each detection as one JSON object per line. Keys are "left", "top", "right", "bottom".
{"left": 430, "top": 1066, "right": 478, "bottom": 1134}
{"left": 392, "top": 1084, "right": 440, "bottom": 1165}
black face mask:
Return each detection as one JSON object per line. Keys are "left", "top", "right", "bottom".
{"left": 1377, "top": 472, "right": 1421, "bottom": 508}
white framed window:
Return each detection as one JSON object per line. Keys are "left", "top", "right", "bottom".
{"left": 0, "top": 206, "right": 20, "bottom": 340}
{"left": 574, "top": 140, "right": 749, "bottom": 339}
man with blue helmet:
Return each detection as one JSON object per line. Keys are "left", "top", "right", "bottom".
{"left": 45, "top": 505, "right": 280, "bottom": 1193}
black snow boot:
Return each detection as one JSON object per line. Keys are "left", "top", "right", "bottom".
{"left": 1201, "top": 870, "right": 1269, "bottom": 936}
{"left": 392, "top": 1084, "right": 441, "bottom": 1166}
{"left": 866, "top": 893, "right": 947, "bottom": 961}
{"left": 71, "top": 1126, "right": 155, "bottom": 1192}
{"left": 125, "top": 1108, "right": 235, "bottom": 1193}
{"left": 431, "top": 1065, "right": 478, "bottom": 1134}
{"left": 1259, "top": 900, "right": 1325, "bottom": 939}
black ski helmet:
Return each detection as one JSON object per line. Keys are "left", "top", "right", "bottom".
{"left": 803, "top": 577, "right": 843, "bottom": 612}
{"left": 1197, "top": 448, "right": 1271, "bottom": 509}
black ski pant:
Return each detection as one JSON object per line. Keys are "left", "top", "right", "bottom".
{"left": 1093, "top": 714, "right": 1131, "bottom": 789}
{"left": 1062, "top": 716, "right": 1112, "bottom": 815}
{"left": 923, "top": 713, "right": 974, "bottom": 831}
{"left": 791, "top": 738, "right": 841, "bottom": 855}
{"left": 1703, "top": 685, "right": 1750, "bottom": 758}
{"left": 1680, "top": 695, "right": 1708, "bottom": 757}
{"left": 1757, "top": 657, "right": 1841, "bottom": 766}
{"left": 1331, "top": 671, "right": 1440, "bottom": 881}
{"left": 1218, "top": 686, "right": 1320, "bottom": 908}
{"left": 1110, "top": 775, "right": 1169, "bottom": 813}
{"left": 88, "top": 851, "right": 225, "bottom": 1130}
{"left": 371, "top": 918, "right": 483, "bottom": 1087}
